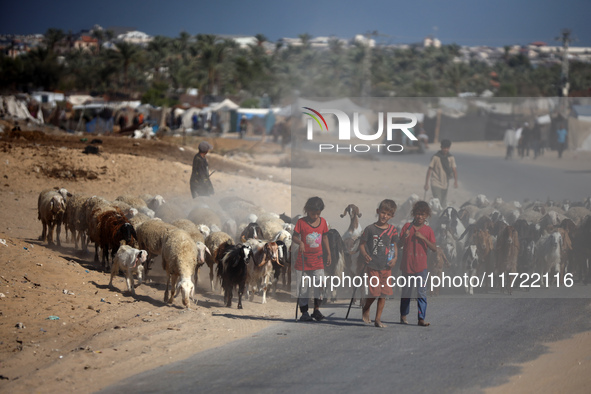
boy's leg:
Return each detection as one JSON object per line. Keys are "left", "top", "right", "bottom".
{"left": 400, "top": 274, "right": 412, "bottom": 323}
{"left": 362, "top": 298, "right": 375, "bottom": 324}
{"left": 374, "top": 298, "right": 386, "bottom": 328}
{"left": 296, "top": 270, "right": 310, "bottom": 313}
{"left": 311, "top": 269, "right": 325, "bottom": 321}
{"left": 417, "top": 269, "right": 430, "bottom": 326}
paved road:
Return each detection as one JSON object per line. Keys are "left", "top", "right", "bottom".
{"left": 385, "top": 148, "right": 591, "bottom": 202}
{"left": 101, "top": 296, "right": 591, "bottom": 393}
{"left": 102, "top": 146, "right": 591, "bottom": 393}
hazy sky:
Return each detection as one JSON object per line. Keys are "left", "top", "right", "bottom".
{"left": 1, "top": 0, "right": 589, "bottom": 47}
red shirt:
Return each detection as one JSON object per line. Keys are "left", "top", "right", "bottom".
{"left": 400, "top": 222, "right": 436, "bottom": 274}
{"left": 294, "top": 217, "right": 329, "bottom": 271}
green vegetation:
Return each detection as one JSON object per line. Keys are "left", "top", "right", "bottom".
{"left": 1, "top": 29, "right": 589, "bottom": 103}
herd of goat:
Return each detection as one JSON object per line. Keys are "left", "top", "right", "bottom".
{"left": 36, "top": 187, "right": 591, "bottom": 310}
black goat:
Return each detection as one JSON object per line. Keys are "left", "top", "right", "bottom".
{"left": 217, "top": 244, "right": 253, "bottom": 309}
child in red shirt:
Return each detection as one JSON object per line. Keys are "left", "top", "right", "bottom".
{"left": 293, "top": 197, "right": 331, "bottom": 322}
{"left": 399, "top": 201, "right": 437, "bottom": 326}
{"left": 359, "top": 199, "right": 398, "bottom": 328}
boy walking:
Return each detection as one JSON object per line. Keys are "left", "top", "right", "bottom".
{"left": 360, "top": 199, "right": 398, "bottom": 328}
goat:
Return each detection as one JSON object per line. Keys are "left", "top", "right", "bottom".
{"left": 495, "top": 225, "right": 519, "bottom": 294}
{"left": 322, "top": 229, "right": 346, "bottom": 302}
{"left": 340, "top": 204, "right": 363, "bottom": 277}
{"left": 244, "top": 239, "right": 279, "bottom": 304}
{"left": 217, "top": 244, "right": 253, "bottom": 309}
{"left": 462, "top": 245, "right": 479, "bottom": 295}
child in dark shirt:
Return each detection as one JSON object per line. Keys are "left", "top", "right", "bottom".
{"left": 359, "top": 199, "right": 398, "bottom": 328}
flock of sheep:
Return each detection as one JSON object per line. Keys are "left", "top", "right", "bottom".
{"left": 36, "top": 187, "right": 591, "bottom": 312}
{"left": 36, "top": 187, "right": 293, "bottom": 309}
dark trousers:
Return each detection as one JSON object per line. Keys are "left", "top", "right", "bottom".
{"left": 558, "top": 143, "right": 566, "bottom": 158}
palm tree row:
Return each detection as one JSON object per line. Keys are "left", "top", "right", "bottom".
{"left": 1, "top": 29, "right": 588, "bottom": 104}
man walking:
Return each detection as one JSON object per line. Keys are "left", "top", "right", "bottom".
{"left": 424, "top": 139, "right": 458, "bottom": 209}
{"left": 190, "top": 141, "right": 214, "bottom": 198}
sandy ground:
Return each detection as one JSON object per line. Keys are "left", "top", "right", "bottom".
{"left": 0, "top": 121, "right": 589, "bottom": 392}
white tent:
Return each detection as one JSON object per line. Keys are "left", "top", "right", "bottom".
{"left": 181, "top": 107, "right": 202, "bottom": 129}
{"left": 211, "top": 99, "right": 239, "bottom": 112}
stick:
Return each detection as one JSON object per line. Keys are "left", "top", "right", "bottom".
{"left": 423, "top": 189, "right": 427, "bottom": 201}
{"left": 295, "top": 249, "right": 305, "bottom": 321}
{"left": 345, "top": 286, "right": 358, "bottom": 320}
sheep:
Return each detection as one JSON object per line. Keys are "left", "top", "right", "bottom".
{"left": 98, "top": 210, "right": 138, "bottom": 270}
{"left": 154, "top": 202, "right": 186, "bottom": 223}
{"left": 565, "top": 207, "right": 591, "bottom": 226}
{"left": 37, "top": 189, "right": 67, "bottom": 246}
{"left": 109, "top": 245, "right": 147, "bottom": 294}
{"left": 83, "top": 196, "right": 115, "bottom": 259}
{"left": 187, "top": 207, "right": 222, "bottom": 229}
{"left": 538, "top": 211, "right": 568, "bottom": 233}
{"left": 220, "top": 197, "right": 267, "bottom": 226}
{"left": 63, "top": 193, "right": 88, "bottom": 250}
{"left": 115, "top": 195, "right": 148, "bottom": 210}
{"left": 136, "top": 218, "right": 177, "bottom": 279}
{"left": 217, "top": 243, "right": 253, "bottom": 309}
{"left": 127, "top": 209, "right": 151, "bottom": 228}
{"left": 161, "top": 229, "right": 198, "bottom": 308}
{"left": 258, "top": 216, "right": 285, "bottom": 241}
{"left": 202, "top": 231, "right": 234, "bottom": 291}
{"left": 146, "top": 195, "right": 166, "bottom": 212}
{"left": 172, "top": 219, "right": 205, "bottom": 243}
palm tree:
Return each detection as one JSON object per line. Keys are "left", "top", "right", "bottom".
{"left": 109, "top": 42, "right": 142, "bottom": 93}
{"left": 44, "top": 28, "right": 65, "bottom": 53}
{"left": 196, "top": 34, "right": 232, "bottom": 96}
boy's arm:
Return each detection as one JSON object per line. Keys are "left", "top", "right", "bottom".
{"left": 322, "top": 235, "right": 331, "bottom": 266}
{"left": 293, "top": 232, "right": 304, "bottom": 249}
{"left": 359, "top": 242, "right": 372, "bottom": 263}
{"left": 452, "top": 166, "right": 458, "bottom": 188}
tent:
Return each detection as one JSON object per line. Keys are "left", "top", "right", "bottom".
{"left": 211, "top": 99, "right": 239, "bottom": 112}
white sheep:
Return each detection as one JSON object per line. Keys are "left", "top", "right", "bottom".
{"left": 146, "top": 195, "right": 166, "bottom": 211}
{"left": 172, "top": 219, "right": 205, "bottom": 243}
{"left": 109, "top": 245, "right": 147, "bottom": 294}
{"left": 565, "top": 206, "right": 591, "bottom": 226}
{"left": 187, "top": 207, "right": 222, "bottom": 229}
{"left": 115, "top": 195, "right": 148, "bottom": 210}
{"left": 257, "top": 216, "right": 285, "bottom": 241}
{"left": 154, "top": 202, "right": 186, "bottom": 223}
{"left": 37, "top": 189, "right": 67, "bottom": 246}
{"left": 161, "top": 229, "right": 198, "bottom": 308}
{"left": 136, "top": 218, "right": 177, "bottom": 277}
{"left": 64, "top": 193, "right": 88, "bottom": 249}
